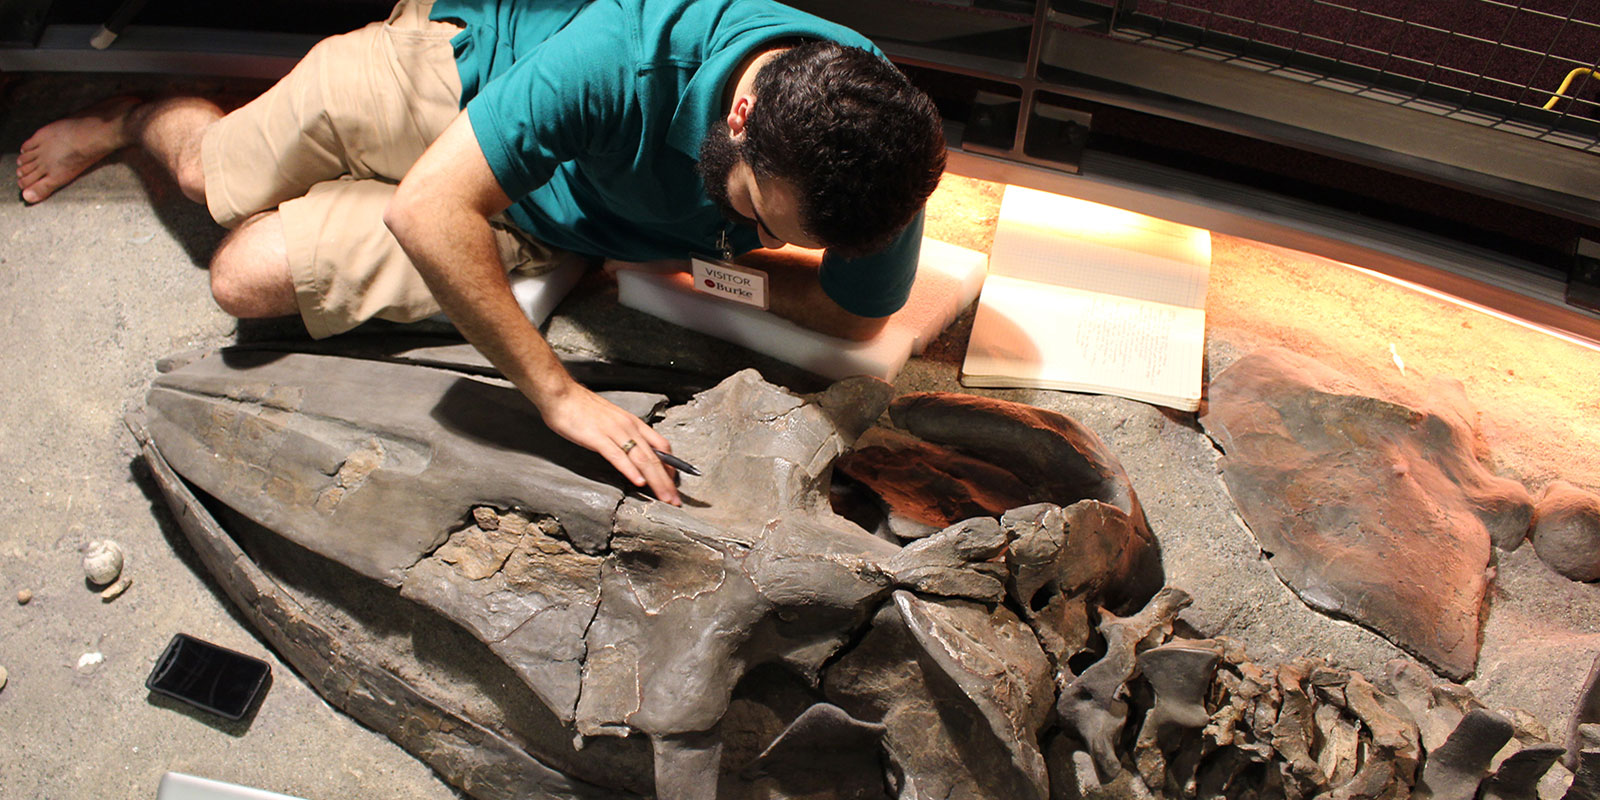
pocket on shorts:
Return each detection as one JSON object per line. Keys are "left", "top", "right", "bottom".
{"left": 489, "top": 217, "right": 564, "bottom": 278}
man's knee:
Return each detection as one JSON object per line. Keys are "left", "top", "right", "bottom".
{"left": 210, "top": 253, "right": 294, "bottom": 319}
{"left": 209, "top": 214, "right": 297, "bottom": 319}
{"left": 175, "top": 144, "right": 209, "bottom": 206}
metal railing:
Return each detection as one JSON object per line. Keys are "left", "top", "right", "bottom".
{"left": 1062, "top": 0, "right": 1600, "bottom": 154}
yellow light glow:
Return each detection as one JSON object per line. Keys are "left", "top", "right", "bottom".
{"left": 998, "top": 185, "right": 1212, "bottom": 266}
{"left": 1330, "top": 258, "right": 1600, "bottom": 355}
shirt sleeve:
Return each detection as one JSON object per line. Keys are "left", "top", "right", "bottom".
{"left": 816, "top": 211, "right": 924, "bottom": 318}
{"left": 463, "top": 19, "right": 630, "bottom": 202}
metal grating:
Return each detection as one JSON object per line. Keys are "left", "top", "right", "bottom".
{"left": 1064, "top": 0, "right": 1600, "bottom": 154}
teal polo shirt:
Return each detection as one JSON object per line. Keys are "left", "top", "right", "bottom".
{"left": 431, "top": 0, "right": 922, "bottom": 318}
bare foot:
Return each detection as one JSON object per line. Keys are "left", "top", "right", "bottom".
{"left": 16, "top": 96, "right": 141, "bottom": 204}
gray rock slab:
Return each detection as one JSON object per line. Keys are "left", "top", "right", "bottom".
{"left": 895, "top": 590, "right": 1055, "bottom": 800}
{"left": 144, "top": 350, "right": 637, "bottom": 584}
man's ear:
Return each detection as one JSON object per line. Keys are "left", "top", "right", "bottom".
{"left": 726, "top": 94, "right": 753, "bottom": 142}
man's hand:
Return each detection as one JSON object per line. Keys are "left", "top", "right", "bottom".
{"left": 534, "top": 380, "right": 678, "bottom": 499}
{"left": 386, "top": 112, "right": 681, "bottom": 504}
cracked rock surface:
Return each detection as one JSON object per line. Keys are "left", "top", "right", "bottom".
{"left": 139, "top": 346, "right": 1598, "bottom": 799}
{"left": 141, "top": 348, "right": 1167, "bottom": 799}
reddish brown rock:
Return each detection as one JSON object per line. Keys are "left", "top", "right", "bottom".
{"left": 843, "top": 391, "right": 1163, "bottom": 614}
{"left": 1531, "top": 481, "right": 1600, "bottom": 582}
{"left": 1200, "top": 347, "right": 1523, "bottom": 679}
{"left": 888, "top": 392, "right": 1145, "bottom": 521}
{"left": 834, "top": 427, "right": 1031, "bottom": 528}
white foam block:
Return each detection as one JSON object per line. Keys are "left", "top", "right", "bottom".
{"left": 429, "top": 257, "right": 590, "bottom": 329}
{"left": 157, "top": 772, "right": 309, "bottom": 800}
{"left": 508, "top": 257, "right": 590, "bottom": 325}
{"left": 616, "top": 238, "right": 988, "bottom": 381}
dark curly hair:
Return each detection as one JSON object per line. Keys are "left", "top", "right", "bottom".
{"left": 742, "top": 41, "right": 946, "bottom": 257}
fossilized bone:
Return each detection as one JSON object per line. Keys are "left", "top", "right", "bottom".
{"left": 143, "top": 350, "right": 1148, "bottom": 799}
{"left": 138, "top": 345, "right": 1587, "bottom": 800}
{"left": 1415, "top": 708, "right": 1515, "bottom": 800}
{"left": 1133, "top": 642, "right": 1223, "bottom": 793}
{"left": 1057, "top": 586, "right": 1192, "bottom": 780}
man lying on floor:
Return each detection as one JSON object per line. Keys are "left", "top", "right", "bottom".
{"left": 18, "top": 0, "right": 948, "bottom": 505}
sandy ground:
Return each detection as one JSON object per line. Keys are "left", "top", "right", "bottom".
{"left": 3, "top": 72, "right": 1599, "bottom": 799}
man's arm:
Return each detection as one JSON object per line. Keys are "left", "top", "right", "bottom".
{"left": 385, "top": 112, "right": 680, "bottom": 504}
{"left": 756, "top": 211, "right": 924, "bottom": 339}
{"left": 735, "top": 247, "right": 889, "bottom": 341}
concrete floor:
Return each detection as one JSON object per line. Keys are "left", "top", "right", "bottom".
{"left": 4, "top": 69, "right": 1600, "bottom": 800}
{"left": 0, "top": 73, "right": 463, "bottom": 800}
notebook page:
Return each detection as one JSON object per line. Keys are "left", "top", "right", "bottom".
{"left": 962, "top": 274, "right": 1206, "bottom": 409}
{"left": 989, "top": 185, "right": 1211, "bottom": 309}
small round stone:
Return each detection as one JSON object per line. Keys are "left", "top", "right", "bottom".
{"left": 15, "top": 589, "right": 31, "bottom": 605}
{"left": 1533, "top": 481, "right": 1600, "bottom": 582}
{"left": 0, "top": 664, "right": 8, "bottom": 691}
{"left": 82, "top": 540, "right": 126, "bottom": 586}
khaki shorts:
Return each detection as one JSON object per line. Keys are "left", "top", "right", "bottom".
{"left": 200, "top": 0, "right": 566, "bottom": 339}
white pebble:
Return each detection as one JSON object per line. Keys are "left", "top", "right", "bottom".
{"left": 77, "top": 652, "right": 104, "bottom": 669}
{"left": 82, "top": 540, "right": 125, "bottom": 586}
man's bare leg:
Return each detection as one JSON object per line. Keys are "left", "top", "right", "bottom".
{"left": 17, "top": 96, "right": 222, "bottom": 205}
{"left": 210, "top": 211, "right": 298, "bottom": 319}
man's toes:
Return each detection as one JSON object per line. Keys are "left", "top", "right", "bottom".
{"left": 21, "top": 185, "right": 54, "bottom": 204}
{"left": 20, "top": 175, "right": 58, "bottom": 204}
{"left": 17, "top": 149, "right": 38, "bottom": 167}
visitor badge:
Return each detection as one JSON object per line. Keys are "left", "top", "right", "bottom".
{"left": 690, "top": 256, "right": 769, "bottom": 310}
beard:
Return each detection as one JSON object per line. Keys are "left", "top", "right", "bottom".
{"left": 696, "top": 127, "right": 746, "bottom": 225}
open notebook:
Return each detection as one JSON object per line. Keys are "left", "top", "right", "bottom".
{"left": 961, "top": 185, "right": 1213, "bottom": 411}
